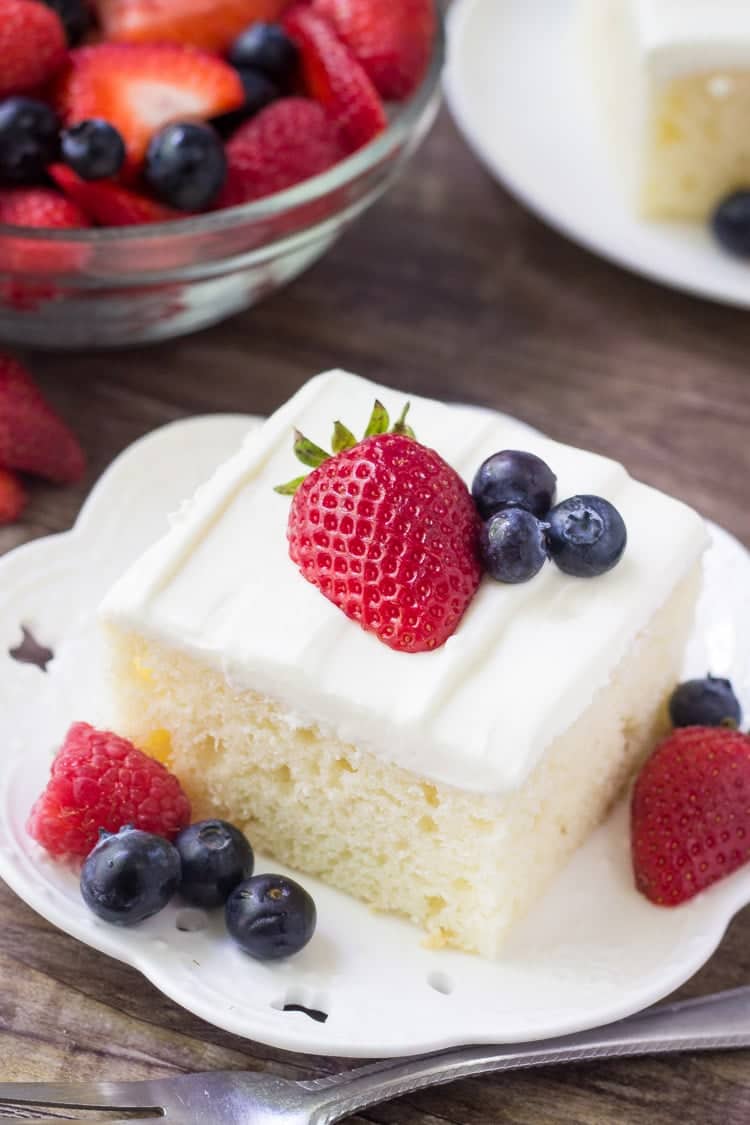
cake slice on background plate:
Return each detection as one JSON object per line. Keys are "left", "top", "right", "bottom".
{"left": 100, "top": 370, "right": 707, "bottom": 958}
{"left": 577, "top": 0, "right": 750, "bottom": 220}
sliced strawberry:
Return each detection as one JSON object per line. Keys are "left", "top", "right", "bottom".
{"left": 51, "top": 164, "right": 180, "bottom": 225}
{"left": 0, "top": 468, "right": 27, "bottom": 525}
{"left": 283, "top": 6, "right": 386, "bottom": 153}
{"left": 55, "top": 43, "right": 244, "bottom": 164}
{"left": 314, "top": 0, "right": 435, "bottom": 100}
{"left": 0, "top": 354, "right": 86, "bottom": 484}
{"left": 0, "top": 0, "right": 68, "bottom": 98}
{"left": 97, "top": 0, "right": 288, "bottom": 52}
{"left": 0, "top": 187, "right": 88, "bottom": 230}
{"left": 219, "top": 97, "right": 346, "bottom": 206}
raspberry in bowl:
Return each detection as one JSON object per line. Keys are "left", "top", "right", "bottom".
{"left": 0, "top": 0, "right": 443, "bottom": 348}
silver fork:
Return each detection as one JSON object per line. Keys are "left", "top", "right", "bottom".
{"left": 2, "top": 987, "right": 750, "bottom": 1124}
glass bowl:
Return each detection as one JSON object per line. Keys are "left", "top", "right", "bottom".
{"left": 0, "top": 17, "right": 444, "bottom": 349}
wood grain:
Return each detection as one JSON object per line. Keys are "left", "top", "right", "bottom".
{"left": 2, "top": 108, "right": 750, "bottom": 1124}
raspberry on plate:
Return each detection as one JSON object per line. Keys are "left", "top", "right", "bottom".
{"left": 314, "top": 0, "right": 436, "bottom": 101}
{"left": 97, "top": 0, "right": 288, "bottom": 53}
{"left": 0, "top": 353, "right": 85, "bottom": 483}
{"left": 284, "top": 7, "right": 387, "bottom": 153}
{"left": 55, "top": 43, "right": 245, "bottom": 165}
{"left": 0, "top": 467, "right": 27, "bottom": 525}
{"left": 219, "top": 97, "right": 346, "bottom": 207}
{"left": 27, "top": 722, "right": 192, "bottom": 859}
{"left": 0, "top": 0, "right": 68, "bottom": 98}
{"left": 282, "top": 402, "right": 482, "bottom": 653}
{"left": 631, "top": 726, "right": 750, "bottom": 906}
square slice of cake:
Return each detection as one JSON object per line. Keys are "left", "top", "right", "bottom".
{"left": 578, "top": 0, "right": 750, "bottom": 220}
{"left": 100, "top": 371, "right": 707, "bottom": 957}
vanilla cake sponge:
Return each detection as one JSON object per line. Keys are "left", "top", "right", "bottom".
{"left": 100, "top": 371, "right": 707, "bottom": 957}
{"left": 578, "top": 0, "right": 750, "bottom": 220}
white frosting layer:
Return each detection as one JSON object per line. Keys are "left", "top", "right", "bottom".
{"left": 636, "top": 0, "right": 750, "bottom": 84}
{"left": 101, "top": 371, "right": 707, "bottom": 795}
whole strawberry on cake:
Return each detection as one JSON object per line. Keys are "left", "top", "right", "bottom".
{"left": 0, "top": 0, "right": 435, "bottom": 229}
{"left": 99, "top": 370, "right": 708, "bottom": 957}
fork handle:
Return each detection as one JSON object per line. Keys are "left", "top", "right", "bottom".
{"left": 302, "top": 987, "right": 750, "bottom": 1124}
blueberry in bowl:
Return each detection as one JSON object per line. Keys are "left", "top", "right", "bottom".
{"left": 0, "top": 2, "right": 445, "bottom": 348}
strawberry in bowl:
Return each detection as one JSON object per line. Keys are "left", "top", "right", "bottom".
{"left": 0, "top": 0, "right": 443, "bottom": 347}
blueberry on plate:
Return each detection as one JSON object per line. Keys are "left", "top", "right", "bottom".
{"left": 0, "top": 97, "right": 60, "bottom": 184}
{"left": 61, "top": 119, "right": 126, "bottom": 181}
{"left": 712, "top": 191, "right": 750, "bottom": 258}
{"left": 229, "top": 23, "right": 298, "bottom": 85}
{"left": 480, "top": 508, "right": 548, "bottom": 584}
{"left": 226, "top": 873, "right": 316, "bottom": 961}
{"left": 472, "top": 450, "right": 557, "bottom": 520}
{"left": 80, "top": 826, "right": 181, "bottom": 926}
{"left": 40, "top": 0, "right": 90, "bottom": 45}
{"left": 175, "top": 819, "right": 254, "bottom": 909}
{"left": 144, "top": 122, "right": 226, "bottom": 212}
{"left": 669, "top": 676, "right": 742, "bottom": 729}
{"left": 546, "top": 495, "right": 627, "bottom": 578}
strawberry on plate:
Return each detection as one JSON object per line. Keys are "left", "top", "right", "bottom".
{"left": 0, "top": 467, "right": 27, "bottom": 525}
{"left": 97, "top": 0, "right": 288, "bottom": 52}
{"left": 219, "top": 97, "right": 346, "bottom": 207}
{"left": 314, "top": 0, "right": 435, "bottom": 100}
{"left": 51, "top": 164, "right": 179, "bottom": 225}
{"left": 55, "top": 43, "right": 245, "bottom": 165}
{"left": 631, "top": 726, "right": 750, "bottom": 906}
{"left": 0, "top": 0, "right": 68, "bottom": 98}
{"left": 0, "top": 353, "right": 85, "bottom": 483}
{"left": 277, "top": 399, "right": 482, "bottom": 653}
{"left": 283, "top": 6, "right": 387, "bottom": 153}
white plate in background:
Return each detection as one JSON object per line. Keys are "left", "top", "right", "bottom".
{"left": 444, "top": 0, "right": 750, "bottom": 308}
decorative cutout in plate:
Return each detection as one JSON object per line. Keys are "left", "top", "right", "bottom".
{"left": 0, "top": 414, "right": 748, "bottom": 1057}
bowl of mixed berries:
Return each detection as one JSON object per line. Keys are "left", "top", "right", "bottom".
{"left": 0, "top": 0, "right": 443, "bottom": 347}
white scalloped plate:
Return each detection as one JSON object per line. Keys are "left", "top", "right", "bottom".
{"left": 0, "top": 414, "right": 749, "bottom": 1058}
{"left": 444, "top": 0, "right": 750, "bottom": 308}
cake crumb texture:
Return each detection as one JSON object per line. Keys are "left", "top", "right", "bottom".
{"left": 105, "top": 566, "right": 701, "bottom": 958}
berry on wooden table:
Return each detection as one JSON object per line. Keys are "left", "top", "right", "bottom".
{"left": 669, "top": 676, "right": 743, "bottom": 730}
{"left": 0, "top": 468, "right": 27, "bottom": 525}
{"left": 27, "top": 722, "right": 191, "bottom": 859}
{"left": 283, "top": 6, "right": 387, "bottom": 153}
{"left": 0, "top": 353, "right": 86, "bottom": 483}
{"left": 61, "top": 120, "right": 127, "bottom": 181}
{"left": 0, "top": 97, "right": 61, "bottom": 185}
{"left": 314, "top": 0, "right": 436, "bottom": 100}
{"left": 0, "top": 0, "right": 68, "bottom": 98}
{"left": 81, "top": 826, "right": 182, "bottom": 925}
{"left": 145, "top": 122, "right": 227, "bottom": 211}
{"left": 631, "top": 726, "right": 750, "bottom": 905}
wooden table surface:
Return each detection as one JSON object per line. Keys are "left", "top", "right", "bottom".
{"left": 2, "top": 106, "right": 750, "bottom": 1125}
